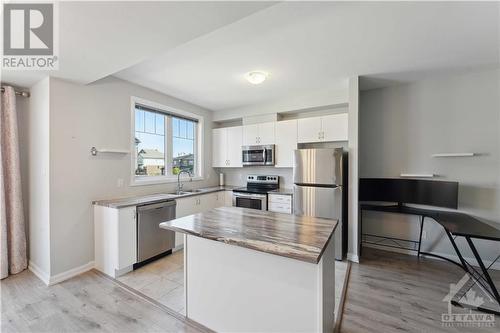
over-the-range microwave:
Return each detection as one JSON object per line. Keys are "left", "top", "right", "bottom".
{"left": 242, "top": 144, "right": 275, "bottom": 166}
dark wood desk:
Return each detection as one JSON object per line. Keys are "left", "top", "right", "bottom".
{"left": 360, "top": 203, "right": 500, "bottom": 314}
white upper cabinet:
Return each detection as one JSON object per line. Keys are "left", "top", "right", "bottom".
{"left": 226, "top": 126, "right": 243, "bottom": 167}
{"left": 297, "top": 114, "right": 348, "bottom": 143}
{"left": 258, "top": 122, "right": 276, "bottom": 145}
{"left": 275, "top": 119, "right": 297, "bottom": 168}
{"left": 212, "top": 126, "right": 242, "bottom": 168}
{"left": 242, "top": 124, "right": 260, "bottom": 145}
{"left": 212, "top": 128, "right": 227, "bottom": 168}
{"left": 242, "top": 122, "right": 275, "bottom": 145}
{"left": 297, "top": 117, "right": 322, "bottom": 143}
{"left": 322, "top": 113, "right": 348, "bottom": 142}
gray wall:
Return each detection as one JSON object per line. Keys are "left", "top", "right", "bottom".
{"left": 359, "top": 68, "right": 500, "bottom": 264}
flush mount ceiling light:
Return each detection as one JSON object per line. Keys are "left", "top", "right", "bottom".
{"left": 245, "top": 71, "right": 268, "bottom": 85}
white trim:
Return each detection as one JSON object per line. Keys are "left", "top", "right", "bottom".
{"left": 346, "top": 252, "right": 359, "bottom": 263}
{"left": 28, "top": 260, "right": 50, "bottom": 285}
{"left": 362, "top": 243, "right": 500, "bottom": 271}
{"left": 48, "top": 261, "right": 95, "bottom": 286}
{"left": 130, "top": 96, "right": 204, "bottom": 186}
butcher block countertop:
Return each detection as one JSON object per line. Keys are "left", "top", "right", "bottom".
{"left": 159, "top": 206, "right": 338, "bottom": 264}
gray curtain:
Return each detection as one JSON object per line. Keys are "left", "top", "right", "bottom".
{"left": 1, "top": 86, "right": 27, "bottom": 279}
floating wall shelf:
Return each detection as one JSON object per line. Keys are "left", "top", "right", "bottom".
{"left": 90, "top": 147, "right": 130, "bottom": 156}
{"left": 400, "top": 174, "right": 434, "bottom": 178}
{"left": 431, "top": 153, "right": 475, "bottom": 158}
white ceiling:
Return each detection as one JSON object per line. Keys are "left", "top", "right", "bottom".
{"left": 3, "top": 2, "right": 498, "bottom": 113}
{"left": 116, "top": 1, "right": 499, "bottom": 112}
{"left": 1, "top": 1, "right": 275, "bottom": 87}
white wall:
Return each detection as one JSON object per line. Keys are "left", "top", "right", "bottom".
{"left": 26, "top": 78, "right": 51, "bottom": 276}
{"left": 359, "top": 68, "right": 500, "bottom": 263}
{"left": 26, "top": 76, "right": 217, "bottom": 278}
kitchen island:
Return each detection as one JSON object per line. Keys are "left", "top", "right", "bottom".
{"left": 159, "top": 206, "right": 338, "bottom": 333}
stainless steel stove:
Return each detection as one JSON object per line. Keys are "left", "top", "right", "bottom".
{"left": 232, "top": 175, "right": 279, "bottom": 211}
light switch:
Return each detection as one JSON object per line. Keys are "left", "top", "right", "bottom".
{"left": 117, "top": 178, "right": 124, "bottom": 188}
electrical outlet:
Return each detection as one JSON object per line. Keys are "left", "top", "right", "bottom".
{"left": 117, "top": 178, "right": 124, "bottom": 188}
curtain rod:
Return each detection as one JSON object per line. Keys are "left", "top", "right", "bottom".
{"left": 1, "top": 86, "right": 30, "bottom": 97}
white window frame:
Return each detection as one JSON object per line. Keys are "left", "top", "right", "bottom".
{"left": 130, "top": 96, "right": 204, "bottom": 186}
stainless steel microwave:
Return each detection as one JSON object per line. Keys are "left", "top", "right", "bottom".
{"left": 242, "top": 145, "right": 275, "bottom": 166}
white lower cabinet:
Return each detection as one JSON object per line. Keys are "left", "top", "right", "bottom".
{"left": 268, "top": 194, "right": 293, "bottom": 214}
{"left": 94, "top": 205, "right": 137, "bottom": 278}
{"left": 175, "top": 191, "right": 228, "bottom": 248}
{"left": 224, "top": 190, "right": 233, "bottom": 207}
{"left": 94, "top": 190, "right": 232, "bottom": 278}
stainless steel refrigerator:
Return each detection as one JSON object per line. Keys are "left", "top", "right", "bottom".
{"left": 293, "top": 148, "right": 346, "bottom": 260}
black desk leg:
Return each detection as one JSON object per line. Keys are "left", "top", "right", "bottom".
{"left": 417, "top": 216, "right": 424, "bottom": 258}
{"left": 359, "top": 209, "right": 363, "bottom": 258}
{"left": 465, "top": 236, "right": 500, "bottom": 306}
{"left": 445, "top": 231, "right": 468, "bottom": 272}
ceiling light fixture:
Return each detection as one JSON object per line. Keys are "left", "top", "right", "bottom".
{"left": 245, "top": 71, "right": 268, "bottom": 85}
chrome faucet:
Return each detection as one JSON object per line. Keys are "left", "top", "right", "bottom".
{"left": 177, "top": 170, "right": 193, "bottom": 194}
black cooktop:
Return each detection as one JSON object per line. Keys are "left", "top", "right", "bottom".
{"left": 232, "top": 185, "right": 278, "bottom": 195}
{"left": 232, "top": 174, "right": 280, "bottom": 194}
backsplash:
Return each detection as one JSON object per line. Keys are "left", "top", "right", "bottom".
{"left": 217, "top": 167, "right": 294, "bottom": 188}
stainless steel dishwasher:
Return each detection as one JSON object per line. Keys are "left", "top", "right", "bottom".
{"left": 136, "top": 200, "right": 176, "bottom": 264}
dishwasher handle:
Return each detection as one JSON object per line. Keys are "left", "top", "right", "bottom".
{"left": 137, "top": 200, "right": 176, "bottom": 212}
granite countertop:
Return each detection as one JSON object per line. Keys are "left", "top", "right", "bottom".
{"left": 93, "top": 185, "right": 235, "bottom": 208}
{"left": 159, "top": 206, "right": 337, "bottom": 264}
{"left": 268, "top": 188, "right": 294, "bottom": 195}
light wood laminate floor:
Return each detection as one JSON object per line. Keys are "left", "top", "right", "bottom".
{"left": 117, "top": 250, "right": 185, "bottom": 315}
{"left": 340, "top": 247, "right": 499, "bottom": 333}
{"left": 1, "top": 268, "right": 203, "bottom": 332}
{"left": 118, "top": 249, "right": 349, "bottom": 320}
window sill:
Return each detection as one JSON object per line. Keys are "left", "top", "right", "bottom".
{"left": 130, "top": 176, "right": 204, "bottom": 187}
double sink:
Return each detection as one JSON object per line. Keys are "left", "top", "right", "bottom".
{"left": 174, "top": 188, "right": 209, "bottom": 196}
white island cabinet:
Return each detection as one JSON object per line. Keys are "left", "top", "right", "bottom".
{"left": 160, "top": 207, "right": 338, "bottom": 333}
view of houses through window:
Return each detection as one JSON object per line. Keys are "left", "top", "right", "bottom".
{"left": 134, "top": 105, "right": 197, "bottom": 178}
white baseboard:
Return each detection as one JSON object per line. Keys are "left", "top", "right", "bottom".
{"left": 28, "top": 260, "right": 50, "bottom": 285}
{"left": 362, "top": 243, "right": 500, "bottom": 271}
{"left": 346, "top": 252, "right": 359, "bottom": 263}
{"left": 29, "top": 260, "right": 95, "bottom": 286}
{"left": 48, "top": 261, "right": 95, "bottom": 285}
{"left": 173, "top": 244, "right": 184, "bottom": 252}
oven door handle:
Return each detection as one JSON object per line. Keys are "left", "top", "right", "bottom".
{"left": 233, "top": 193, "right": 267, "bottom": 199}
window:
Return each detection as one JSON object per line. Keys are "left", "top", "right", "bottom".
{"left": 132, "top": 98, "right": 202, "bottom": 184}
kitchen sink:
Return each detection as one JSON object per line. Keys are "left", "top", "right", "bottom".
{"left": 175, "top": 191, "right": 194, "bottom": 195}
